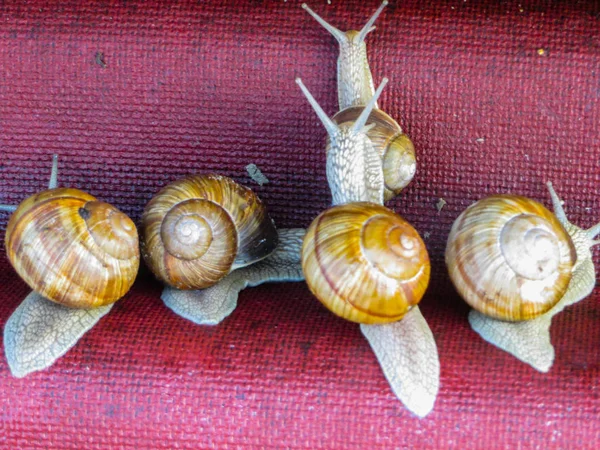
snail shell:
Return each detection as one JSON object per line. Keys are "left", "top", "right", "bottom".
{"left": 330, "top": 107, "right": 416, "bottom": 201}
{"left": 5, "top": 188, "right": 140, "bottom": 309}
{"left": 302, "top": 202, "right": 430, "bottom": 324}
{"left": 141, "top": 174, "right": 278, "bottom": 290}
{"left": 445, "top": 195, "right": 576, "bottom": 321}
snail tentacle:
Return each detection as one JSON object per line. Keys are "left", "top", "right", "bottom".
{"left": 586, "top": 223, "right": 600, "bottom": 240}
{"left": 163, "top": 229, "right": 306, "bottom": 325}
{"left": 295, "top": 78, "right": 338, "bottom": 137}
{"left": 1, "top": 155, "right": 59, "bottom": 213}
{"left": 301, "top": 3, "right": 346, "bottom": 43}
{"left": 351, "top": 77, "right": 388, "bottom": 134}
{"left": 4, "top": 291, "right": 113, "bottom": 378}
{"left": 48, "top": 154, "right": 59, "bottom": 189}
{"left": 0, "top": 204, "right": 17, "bottom": 212}
{"left": 356, "top": 1, "right": 389, "bottom": 44}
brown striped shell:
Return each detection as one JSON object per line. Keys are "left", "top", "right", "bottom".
{"left": 5, "top": 188, "right": 140, "bottom": 308}
{"left": 445, "top": 195, "right": 577, "bottom": 321}
{"left": 330, "top": 107, "right": 416, "bottom": 201}
{"left": 141, "top": 174, "right": 278, "bottom": 290}
{"left": 302, "top": 202, "right": 430, "bottom": 324}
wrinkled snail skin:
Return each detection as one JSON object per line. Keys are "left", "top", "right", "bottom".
{"left": 296, "top": 77, "right": 389, "bottom": 205}
{"left": 141, "top": 174, "right": 278, "bottom": 290}
{"left": 162, "top": 228, "right": 307, "bottom": 326}
{"left": 302, "top": 1, "right": 388, "bottom": 110}
{"left": 446, "top": 182, "right": 600, "bottom": 322}
{"left": 5, "top": 188, "right": 140, "bottom": 309}
{"left": 330, "top": 107, "right": 417, "bottom": 201}
{"left": 302, "top": 202, "right": 430, "bottom": 324}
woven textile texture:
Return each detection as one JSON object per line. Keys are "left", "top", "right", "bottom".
{"left": 1, "top": 0, "right": 599, "bottom": 448}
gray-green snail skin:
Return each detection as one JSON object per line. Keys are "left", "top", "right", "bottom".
{"left": 296, "top": 3, "right": 439, "bottom": 418}
{"left": 446, "top": 182, "right": 600, "bottom": 372}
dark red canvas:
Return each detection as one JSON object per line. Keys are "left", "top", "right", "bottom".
{"left": 1, "top": 0, "right": 599, "bottom": 448}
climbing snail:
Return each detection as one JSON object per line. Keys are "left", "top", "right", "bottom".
{"left": 302, "top": 202, "right": 430, "bottom": 324}
{"left": 3, "top": 163, "right": 140, "bottom": 309}
{"left": 1, "top": 155, "right": 140, "bottom": 377}
{"left": 141, "top": 174, "right": 278, "bottom": 290}
{"left": 297, "top": 4, "right": 438, "bottom": 417}
{"left": 302, "top": 0, "right": 388, "bottom": 110}
{"left": 296, "top": 76, "right": 415, "bottom": 205}
{"left": 331, "top": 107, "right": 416, "bottom": 202}
{"left": 301, "top": 1, "right": 416, "bottom": 200}
{"left": 445, "top": 183, "right": 600, "bottom": 322}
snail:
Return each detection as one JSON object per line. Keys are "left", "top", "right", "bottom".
{"left": 296, "top": 74, "right": 439, "bottom": 416}
{"left": 141, "top": 174, "right": 278, "bottom": 290}
{"left": 1, "top": 155, "right": 140, "bottom": 377}
{"left": 302, "top": 1, "right": 416, "bottom": 200}
{"left": 445, "top": 182, "right": 600, "bottom": 371}
{"left": 302, "top": 202, "right": 430, "bottom": 324}
{"left": 302, "top": 0, "right": 388, "bottom": 110}
{"left": 141, "top": 174, "right": 305, "bottom": 325}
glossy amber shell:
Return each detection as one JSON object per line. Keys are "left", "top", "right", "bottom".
{"left": 5, "top": 188, "right": 140, "bottom": 308}
{"left": 302, "top": 202, "right": 430, "bottom": 324}
{"left": 141, "top": 174, "right": 278, "bottom": 290}
{"left": 445, "top": 195, "right": 576, "bottom": 321}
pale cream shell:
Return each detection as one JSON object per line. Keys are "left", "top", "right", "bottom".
{"left": 445, "top": 195, "right": 576, "bottom": 321}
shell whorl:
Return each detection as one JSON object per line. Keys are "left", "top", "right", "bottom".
{"left": 331, "top": 107, "right": 416, "bottom": 201}
{"left": 302, "top": 202, "right": 430, "bottom": 324}
{"left": 141, "top": 174, "right": 278, "bottom": 290}
{"left": 445, "top": 195, "right": 576, "bottom": 321}
{"left": 5, "top": 188, "right": 140, "bottom": 309}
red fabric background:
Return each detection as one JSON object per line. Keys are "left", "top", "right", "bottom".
{"left": 1, "top": 0, "right": 599, "bottom": 448}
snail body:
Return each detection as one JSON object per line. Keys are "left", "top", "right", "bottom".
{"left": 330, "top": 107, "right": 416, "bottom": 201}
{"left": 141, "top": 174, "right": 278, "bottom": 290}
{"left": 302, "top": 202, "right": 430, "bottom": 324}
{"left": 5, "top": 187, "right": 140, "bottom": 309}
{"left": 299, "top": 2, "right": 416, "bottom": 202}
{"left": 302, "top": 1, "right": 388, "bottom": 110}
{"left": 446, "top": 183, "right": 600, "bottom": 322}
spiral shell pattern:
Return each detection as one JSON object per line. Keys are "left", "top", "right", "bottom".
{"left": 5, "top": 188, "right": 140, "bottom": 308}
{"left": 445, "top": 195, "right": 576, "bottom": 321}
{"left": 141, "top": 174, "right": 278, "bottom": 290}
{"left": 302, "top": 202, "right": 430, "bottom": 324}
{"left": 331, "top": 107, "right": 416, "bottom": 201}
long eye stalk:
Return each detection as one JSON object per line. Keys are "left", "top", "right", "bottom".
{"left": 296, "top": 78, "right": 339, "bottom": 139}
{"left": 351, "top": 77, "right": 388, "bottom": 134}
{"left": 302, "top": 3, "right": 347, "bottom": 43}
{"left": 357, "top": 1, "right": 389, "bottom": 43}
